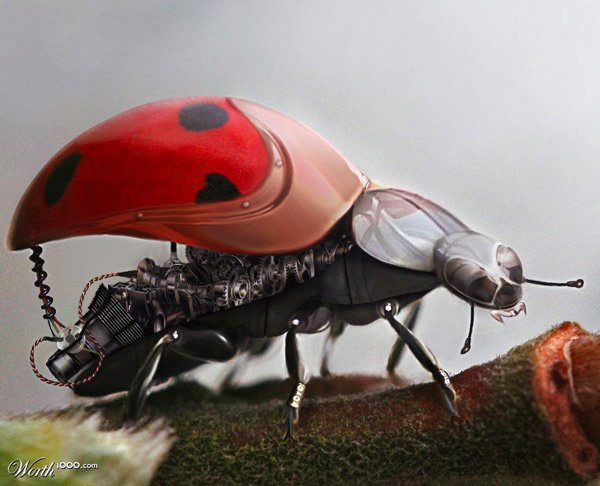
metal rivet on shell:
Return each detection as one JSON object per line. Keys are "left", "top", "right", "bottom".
{"left": 136, "top": 212, "right": 144, "bottom": 219}
{"left": 275, "top": 160, "right": 283, "bottom": 167}
{"left": 241, "top": 201, "right": 250, "bottom": 208}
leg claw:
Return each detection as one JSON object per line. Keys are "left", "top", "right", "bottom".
{"left": 441, "top": 388, "right": 459, "bottom": 417}
{"left": 283, "top": 406, "right": 298, "bottom": 440}
{"left": 437, "top": 369, "right": 459, "bottom": 417}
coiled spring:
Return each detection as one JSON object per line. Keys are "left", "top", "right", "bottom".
{"left": 28, "top": 245, "right": 108, "bottom": 387}
{"left": 29, "top": 245, "right": 63, "bottom": 330}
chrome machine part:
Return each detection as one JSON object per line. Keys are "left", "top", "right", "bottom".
{"left": 186, "top": 234, "right": 353, "bottom": 311}
{"left": 46, "top": 236, "right": 353, "bottom": 384}
{"left": 352, "top": 188, "right": 469, "bottom": 272}
{"left": 433, "top": 231, "right": 524, "bottom": 311}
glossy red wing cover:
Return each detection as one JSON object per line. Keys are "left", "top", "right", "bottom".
{"left": 8, "top": 97, "right": 367, "bottom": 254}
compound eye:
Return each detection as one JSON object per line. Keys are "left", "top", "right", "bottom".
{"left": 444, "top": 259, "right": 498, "bottom": 305}
{"left": 494, "top": 282, "right": 522, "bottom": 309}
{"left": 467, "top": 276, "right": 498, "bottom": 304}
{"left": 496, "top": 245, "right": 524, "bottom": 283}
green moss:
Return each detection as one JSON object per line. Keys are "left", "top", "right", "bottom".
{"left": 139, "top": 335, "right": 580, "bottom": 484}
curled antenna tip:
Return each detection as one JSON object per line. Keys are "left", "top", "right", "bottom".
{"left": 525, "top": 277, "right": 585, "bottom": 288}
{"left": 460, "top": 338, "right": 471, "bottom": 355}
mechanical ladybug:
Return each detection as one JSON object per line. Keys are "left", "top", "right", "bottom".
{"left": 7, "top": 97, "right": 583, "bottom": 437}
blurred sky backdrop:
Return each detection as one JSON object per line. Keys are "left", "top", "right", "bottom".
{"left": 1, "top": 1, "right": 599, "bottom": 413}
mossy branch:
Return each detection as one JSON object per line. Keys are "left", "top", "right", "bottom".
{"left": 2, "top": 322, "right": 599, "bottom": 485}
{"left": 107, "top": 322, "right": 600, "bottom": 484}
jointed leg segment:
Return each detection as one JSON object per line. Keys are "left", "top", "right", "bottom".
{"left": 386, "top": 300, "right": 422, "bottom": 377}
{"left": 381, "top": 301, "right": 458, "bottom": 417}
{"left": 124, "top": 326, "right": 240, "bottom": 422}
{"left": 284, "top": 320, "right": 308, "bottom": 439}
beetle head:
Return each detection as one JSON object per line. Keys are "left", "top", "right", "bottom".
{"left": 434, "top": 232, "right": 526, "bottom": 320}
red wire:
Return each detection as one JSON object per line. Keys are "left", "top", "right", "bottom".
{"left": 42, "top": 297, "right": 65, "bottom": 328}
{"left": 30, "top": 334, "right": 105, "bottom": 388}
{"left": 31, "top": 272, "right": 122, "bottom": 387}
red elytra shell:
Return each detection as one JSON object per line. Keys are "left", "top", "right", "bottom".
{"left": 7, "top": 97, "right": 367, "bottom": 254}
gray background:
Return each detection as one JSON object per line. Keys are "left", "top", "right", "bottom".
{"left": 1, "top": 1, "right": 598, "bottom": 414}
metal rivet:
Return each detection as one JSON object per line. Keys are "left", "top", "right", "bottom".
{"left": 241, "top": 201, "right": 250, "bottom": 208}
{"left": 384, "top": 303, "right": 393, "bottom": 312}
{"left": 291, "top": 318, "right": 300, "bottom": 326}
{"left": 275, "top": 160, "right": 283, "bottom": 167}
{"left": 136, "top": 212, "right": 144, "bottom": 219}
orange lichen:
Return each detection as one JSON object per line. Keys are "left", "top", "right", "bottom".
{"left": 571, "top": 335, "right": 600, "bottom": 451}
{"left": 532, "top": 322, "right": 599, "bottom": 478}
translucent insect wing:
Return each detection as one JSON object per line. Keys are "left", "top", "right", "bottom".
{"left": 352, "top": 188, "right": 470, "bottom": 271}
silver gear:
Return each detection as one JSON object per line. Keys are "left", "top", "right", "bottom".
{"left": 289, "top": 251, "right": 314, "bottom": 283}
{"left": 227, "top": 271, "right": 252, "bottom": 307}
{"left": 259, "top": 256, "right": 287, "bottom": 295}
{"left": 182, "top": 235, "right": 352, "bottom": 313}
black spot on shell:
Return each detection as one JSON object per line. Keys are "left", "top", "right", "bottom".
{"left": 179, "top": 103, "right": 228, "bottom": 131}
{"left": 195, "top": 173, "right": 241, "bottom": 204}
{"left": 44, "top": 152, "right": 83, "bottom": 205}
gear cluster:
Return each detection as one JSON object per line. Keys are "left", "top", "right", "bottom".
{"left": 185, "top": 234, "right": 353, "bottom": 312}
{"left": 109, "top": 235, "right": 354, "bottom": 328}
